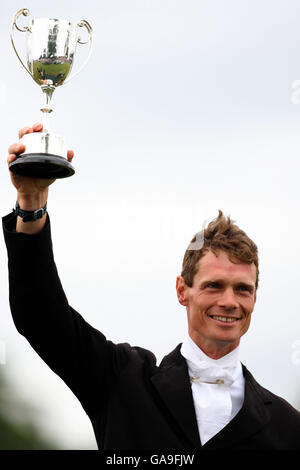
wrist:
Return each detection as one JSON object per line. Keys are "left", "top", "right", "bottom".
{"left": 14, "top": 201, "right": 47, "bottom": 223}
{"left": 17, "top": 190, "right": 48, "bottom": 211}
{"left": 15, "top": 198, "right": 48, "bottom": 234}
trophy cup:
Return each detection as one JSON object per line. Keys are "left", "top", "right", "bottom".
{"left": 10, "top": 8, "right": 93, "bottom": 178}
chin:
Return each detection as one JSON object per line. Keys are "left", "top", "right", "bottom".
{"left": 212, "top": 333, "right": 239, "bottom": 345}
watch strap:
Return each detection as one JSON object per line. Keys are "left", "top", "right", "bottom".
{"left": 13, "top": 201, "right": 47, "bottom": 222}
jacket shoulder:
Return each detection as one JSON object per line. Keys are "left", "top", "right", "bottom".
{"left": 111, "top": 341, "right": 157, "bottom": 370}
{"left": 261, "top": 386, "right": 300, "bottom": 421}
{"left": 243, "top": 365, "right": 300, "bottom": 424}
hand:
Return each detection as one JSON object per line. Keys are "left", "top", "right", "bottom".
{"left": 7, "top": 123, "right": 74, "bottom": 210}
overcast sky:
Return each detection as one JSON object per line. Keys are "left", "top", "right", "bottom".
{"left": 0, "top": 0, "right": 300, "bottom": 449}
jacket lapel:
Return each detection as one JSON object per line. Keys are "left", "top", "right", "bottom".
{"left": 202, "top": 364, "right": 272, "bottom": 449}
{"left": 151, "top": 344, "right": 201, "bottom": 449}
{"left": 151, "top": 347, "right": 272, "bottom": 450}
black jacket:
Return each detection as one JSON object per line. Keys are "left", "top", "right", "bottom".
{"left": 2, "top": 212, "right": 300, "bottom": 450}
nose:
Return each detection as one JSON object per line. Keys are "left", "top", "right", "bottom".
{"left": 217, "top": 287, "right": 239, "bottom": 310}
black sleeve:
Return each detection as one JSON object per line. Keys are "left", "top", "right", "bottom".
{"left": 2, "top": 212, "right": 131, "bottom": 418}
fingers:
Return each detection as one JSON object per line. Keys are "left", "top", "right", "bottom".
{"left": 7, "top": 154, "right": 17, "bottom": 165}
{"left": 7, "top": 143, "right": 26, "bottom": 167}
{"left": 67, "top": 150, "right": 74, "bottom": 162}
{"left": 7, "top": 146, "right": 24, "bottom": 165}
{"left": 7, "top": 123, "right": 75, "bottom": 167}
{"left": 7, "top": 123, "right": 43, "bottom": 166}
{"left": 18, "top": 127, "right": 33, "bottom": 140}
{"left": 18, "top": 122, "right": 43, "bottom": 139}
{"left": 8, "top": 142, "right": 26, "bottom": 156}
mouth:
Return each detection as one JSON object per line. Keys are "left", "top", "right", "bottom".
{"left": 207, "top": 314, "right": 241, "bottom": 325}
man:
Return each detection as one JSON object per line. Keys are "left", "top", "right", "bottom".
{"left": 3, "top": 124, "right": 300, "bottom": 450}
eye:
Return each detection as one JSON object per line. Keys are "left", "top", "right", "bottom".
{"left": 236, "top": 285, "right": 252, "bottom": 294}
{"left": 206, "top": 282, "right": 220, "bottom": 289}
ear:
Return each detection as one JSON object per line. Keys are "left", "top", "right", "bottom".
{"left": 176, "top": 276, "right": 189, "bottom": 307}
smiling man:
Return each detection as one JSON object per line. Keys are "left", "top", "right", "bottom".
{"left": 176, "top": 212, "right": 262, "bottom": 445}
{"left": 177, "top": 247, "right": 257, "bottom": 359}
{"left": 3, "top": 125, "right": 300, "bottom": 450}
{"left": 178, "top": 211, "right": 259, "bottom": 352}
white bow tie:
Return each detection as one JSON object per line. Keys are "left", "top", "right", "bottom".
{"left": 189, "top": 362, "right": 236, "bottom": 386}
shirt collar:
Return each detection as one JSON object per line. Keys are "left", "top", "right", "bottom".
{"left": 182, "top": 334, "right": 240, "bottom": 366}
{"left": 181, "top": 335, "right": 241, "bottom": 384}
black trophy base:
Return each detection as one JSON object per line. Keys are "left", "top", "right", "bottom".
{"left": 9, "top": 153, "right": 75, "bottom": 179}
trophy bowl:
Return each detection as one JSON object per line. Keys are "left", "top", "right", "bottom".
{"left": 10, "top": 8, "right": 93, "bottom": 179}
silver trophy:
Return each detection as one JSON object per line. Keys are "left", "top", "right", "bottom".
{"left": 10, "top": 8, "right": 93, "bottom": 178}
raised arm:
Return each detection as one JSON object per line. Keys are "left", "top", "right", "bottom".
{"left": 4, "top": 126, "right": 131, "bottom": 419}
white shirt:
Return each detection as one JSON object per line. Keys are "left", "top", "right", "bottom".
{"left": 181, "top": 335, "right": 245, "bottom": 446}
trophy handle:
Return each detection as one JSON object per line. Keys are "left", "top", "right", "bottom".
{"left": 64, "top": 20, "right": 93, "bottom": 85}
{"left": 10, "top": 8, "right": 32, "bottom": 79}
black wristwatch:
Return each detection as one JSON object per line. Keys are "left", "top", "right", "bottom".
{"left": 13, "top": 201, "right": 47, "bottom": 222}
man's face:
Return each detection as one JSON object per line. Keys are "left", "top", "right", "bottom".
{"left": 176, "top": 250, "right": 257, "bottom": 357}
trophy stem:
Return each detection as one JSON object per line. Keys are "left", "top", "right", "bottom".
{"left": 41, "top": 85, "right": 55, "bottom": 133}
